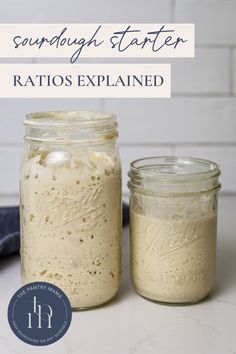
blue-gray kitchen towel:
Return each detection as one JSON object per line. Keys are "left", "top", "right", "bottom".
{"left": 0, "top": 203, "right": 129, "bottom": 258}
{"left": 0, "top": 207, "right": 20, "bottom": 258}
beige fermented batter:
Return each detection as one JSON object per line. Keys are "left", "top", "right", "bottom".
{"left": 130, "top": 211, "right": 217, "bottom": 303}
{"left": 20, "top": 150, "right": 121, "bottom": 309}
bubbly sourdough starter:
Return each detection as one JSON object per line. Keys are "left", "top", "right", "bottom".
{"left": 131, "top": 211, "right": 217, "bottom": 303}
{"left": 20, "top": 151, "right": 121, "bottom": 309}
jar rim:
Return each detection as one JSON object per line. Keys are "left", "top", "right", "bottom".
{"left": 24, "top": 110, "right": 116, "bottom": 127}
{"left": 24, "top": 110, "right": 118, "bottom": 143}
{"left": 129, "top": 156, "right": 220, "bottom": 182}
{"left": 128, "top": 156, "right": 221, "bottom": 195}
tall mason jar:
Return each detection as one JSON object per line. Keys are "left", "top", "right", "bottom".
{"left": 20, "top": 111, "right": 122, "bottom": 310}
{"left": 128, "top": 157, "right": 221, "bottom": 304}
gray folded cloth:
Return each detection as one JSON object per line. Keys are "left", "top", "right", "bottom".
{"left": 0, "top": 203, "right": 129, "bottom": 258}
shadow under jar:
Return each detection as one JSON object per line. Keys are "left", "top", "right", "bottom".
{"left": 20, "top": 111, "right": 122, "bottom": 310}
{"left": 128, "top": 156, "right": 221, "bottom": 304}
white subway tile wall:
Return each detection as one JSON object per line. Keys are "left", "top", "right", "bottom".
{"left": 0, "top": 146, "right": 22, "bottom": 195}
{"left": 0, "top": 0, "right": 235, "bottom": 205}
{"left": 175, "top": 0, "right": 236, "bottom": 45}
{"left": 0, "top": 0, "right": 172, "bottom": 23}
{"left": 0, "top": 99, "right": 101, "bottom": 143}
{"left": 174, "top": 146, "right": 236, "bottom": 193}
{"left": 120, "top": 146, "right": 174, "bottom": 195}
{"left": 106, "top": 98, "right": 236, "bottom": 144}
{"left": 233, "top": 49, "right": 236, "bottom": 94}
{"left": 172, "top": 48, "right": 230, "bottom": 95}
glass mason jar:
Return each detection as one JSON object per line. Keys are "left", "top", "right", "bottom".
{"left": 128, "top": 156, "right": 221, "bottom": 304}
{"left": 20, "top": 111, "right": 122, "bottom": 310}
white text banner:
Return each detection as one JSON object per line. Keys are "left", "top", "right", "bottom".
{"left": 0, "top": 24, "right": 194, "bottom": 61}
{"left": 0, "top": 64, "right": 171, "bottom": 98}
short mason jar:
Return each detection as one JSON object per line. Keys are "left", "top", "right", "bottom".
{"left": 20, "top": 111, "right": 122, "bottom": 310}
{"left": 128, "top": 156, "right": 221, "bottom": 304}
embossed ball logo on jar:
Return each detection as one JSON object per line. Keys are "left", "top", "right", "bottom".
{"left": 8, "top": 282, "right": 72, "bottom": 346}
{"left": 147, "top": 219, "right": 206, "bottom": 259}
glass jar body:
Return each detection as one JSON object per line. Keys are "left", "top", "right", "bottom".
{"left": 20, "top": 113, "right": 122, "bottom": 310}
{"left": 129, "top": 157, "right": 220, "bottom": 304}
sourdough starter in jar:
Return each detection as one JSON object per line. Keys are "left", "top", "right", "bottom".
{"left": 20, "top": 111, "right": 121, "bottom": 309}
{"left": 131, "top": 211, "right": 217, "bottom": 303}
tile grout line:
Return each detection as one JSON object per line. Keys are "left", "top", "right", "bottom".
{"left": 100, "top": 98, "right": 106, "bottom": 113}
{"left": 171, "top": 144, "right": 176, "bottom": 155}
{"left": 0, "top": 193, "right": 19, "bottom": 197}
{"left": 196, "top": 44, "right": 236, "bottom": 49}
{"left": 171, "top": 0, "right": 176, "bottom": 23}
{"left": 229, "top": 47, "right": 234, "bottom": 95}
{"left": 172, "top": 93, "right": 236, "bottom": 98}
{"left": 0, "top": 143, "right": 23, "bottom": 148}
{"left": 119, "top": 142, "right": 236, "bottom": 147}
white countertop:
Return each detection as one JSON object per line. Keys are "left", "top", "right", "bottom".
{"left": 1, "top": 195, "right": 236, "bottom": 354}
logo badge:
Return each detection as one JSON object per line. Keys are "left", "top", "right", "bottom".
{"left": 8, "top": 282, "right": 72, "bottom": 346}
